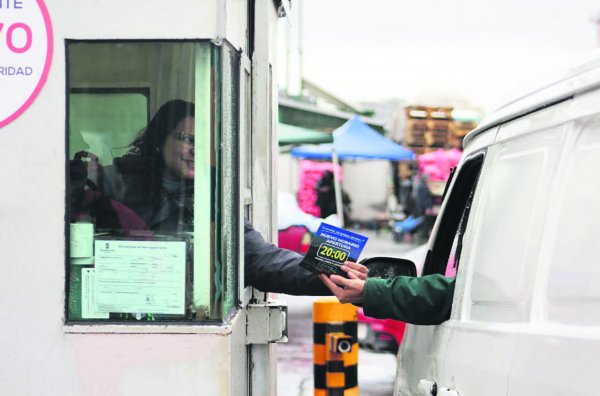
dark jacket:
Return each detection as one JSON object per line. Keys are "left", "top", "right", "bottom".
{"left": 363, "top": 274, "right": 455, "bottom": 325}
{"left": 244, "top": 220, "right": 330, "bottom": 295}
{"left": 103, "top": 163, "right": 193, "bottom": 232}
{"left": 411, "top": 175, "right": 434, "bottom": 218}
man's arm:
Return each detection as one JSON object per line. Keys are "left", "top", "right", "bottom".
{"left": 244, "top": 220, "right": 330, "bottom": 295}
{"left": 363, "top": 274, "right": 455, "bottom": 325}
{"left": 321, "top": 263, "right": 455, "bottom": 326}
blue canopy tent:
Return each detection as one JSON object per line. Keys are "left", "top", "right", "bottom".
{"left": 290, "top": 116, "right": 415, "bottom": 226}
{"left": 290, "top": 115, "right": 415, "bottom": 161}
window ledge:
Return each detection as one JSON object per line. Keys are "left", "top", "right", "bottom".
{"left": 63, "top": 322, "right": 233, "bottom": 335}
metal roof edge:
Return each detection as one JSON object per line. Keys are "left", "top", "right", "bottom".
{"left": 278, "top": 95, "right": 386, "bottom": 128}
{"left": 464, "top": 53, "right": 600, "bottom": 147}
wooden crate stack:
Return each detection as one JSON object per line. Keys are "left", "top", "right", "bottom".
{"left": 404, "top": 105, "right": 474, "bottom": 154}
{"left": 448, "top": 120, "right": 477, "bottom": 148}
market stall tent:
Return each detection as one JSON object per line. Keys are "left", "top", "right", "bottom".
{"left": 290, "top": 116, "right": 415, "bottom": 226}
{"left": 290, "top": 115, "right": 415, "bottom": 161}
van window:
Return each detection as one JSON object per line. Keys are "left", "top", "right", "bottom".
{"left": 468, "top": 125, "right": 564, "bottom": 322}
{"left": 66, "top": 41, "right": 238, "bottom": 323}
{"left": 546, "top": 115, "right": 600, "bottom": 326}
{"left": 423, "top": 153, "right": 484, "bottom": 277}
{"left": 445, "top": 188, "right": 475, "bottom": 277}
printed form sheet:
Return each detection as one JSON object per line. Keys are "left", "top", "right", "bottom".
{"left": 95, "top": 240, "right": 187, "bottom": 315}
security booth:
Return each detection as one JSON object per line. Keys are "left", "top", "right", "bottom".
{"left": 0, "top": 0, "right": 288, "bottom": 395}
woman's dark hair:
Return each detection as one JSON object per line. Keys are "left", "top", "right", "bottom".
{"left": 131, "top": 99, "right": 195, "bottom": 166}
{"left": 121, "top": 99, "right": 195, "bottom": 175}
{"left": 118, "top": 100, "right": 195, "bottom": 208}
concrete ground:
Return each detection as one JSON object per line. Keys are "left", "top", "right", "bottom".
{"left": 277, "top": 229, "right": 425, "bottom": 396}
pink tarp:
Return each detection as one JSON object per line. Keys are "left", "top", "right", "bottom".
{"left": 297, "top": 160, "right": 342, "bottom": 217}
{"left": 418, "top": 148, "right": 462, "bottom": 181}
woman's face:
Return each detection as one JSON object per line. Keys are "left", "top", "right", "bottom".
{"left": 162, "top": 116, "right": 195, "bottom": 181}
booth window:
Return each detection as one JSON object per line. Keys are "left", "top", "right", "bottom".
{"left": 66, "top": 40, "right": 240, "bottom": 323}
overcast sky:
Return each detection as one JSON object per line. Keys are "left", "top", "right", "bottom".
{"left": 295, "top": 0, "right": 600, "bottom": 112}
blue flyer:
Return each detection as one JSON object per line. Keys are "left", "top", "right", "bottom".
{"left": 300, "top": 222, "right": 368, "bottom": 277}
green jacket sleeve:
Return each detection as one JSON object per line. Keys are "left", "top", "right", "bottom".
{"left": 362, "top": 274, "right": 455, "bottom": 325}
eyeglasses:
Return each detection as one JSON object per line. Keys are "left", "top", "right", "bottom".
{"left": 171, "top": 131, "right": 195, "bottom": 148}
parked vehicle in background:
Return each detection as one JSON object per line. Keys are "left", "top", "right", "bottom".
{"left": 358, "top": 308, "right": 406, "bottom": 353}
{"left": 395, "top": 54, "right": 600, "bottom": 396}
{"left": 278, "top": 225, "right": 312, "bottom": 254}
{"left": 277, "top": 191, "right": 340, "bottom": 253}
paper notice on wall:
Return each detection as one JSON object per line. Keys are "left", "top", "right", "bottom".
{"left": 70, "top": 223, "right": 94, "bottom": 259}
{"left": 81, "top": 269, "right": 109, "bottom": 319}
{"left": 95, "top": 240, "right": 187, "bottom": 315}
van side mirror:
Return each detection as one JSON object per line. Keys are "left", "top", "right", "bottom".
{"left": 359, "top": 256, "right": 417, "bottom": 279}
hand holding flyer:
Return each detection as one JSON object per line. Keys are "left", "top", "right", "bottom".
{"left": 300, "top": 223, "right": 368, "bottom": 277}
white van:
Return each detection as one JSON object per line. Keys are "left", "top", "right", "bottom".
{"left": 395, "top": 54, "right": 600, "bottom": 396}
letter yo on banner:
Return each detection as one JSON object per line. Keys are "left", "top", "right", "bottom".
{"left": 0, "top": 0, "right": 53, "bottom": 128}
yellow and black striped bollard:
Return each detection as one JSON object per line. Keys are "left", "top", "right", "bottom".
{"left": 313, "top": 297, "right": 358, "bottom": 396}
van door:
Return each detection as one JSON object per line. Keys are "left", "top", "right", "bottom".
{"left": 395, "top": 133, "right": 490, "bottom": 395}
{"left": 507, "top": 94, "right": 600, "bottom": 395}
{"left": 434, "top": 103, "right": 569, "bottom": 396}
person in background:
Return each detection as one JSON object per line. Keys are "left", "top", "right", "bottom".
{"left": 411, "top": 171, "right": 434, "bottom": 220}
{"left": 315, "top": 170, "right": 337, "bottom": 218}
{"left": 411, "top": 170, "right": 435, "bottom": 240}
{"left": 401, "top": 168, "right": 434, "bottom": 242}
{"left": 320, "top": 262, "right": 455, "bottom": 325}
{"left": 315, "top": 170, "right": 352, "bottom": 225}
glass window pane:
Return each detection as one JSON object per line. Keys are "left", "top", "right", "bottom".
{"left": 192, "top": 43, "right": 216, "bottom": 319}
{"left": 69, "top": 91, "right": 149, "bottom": 165}
{"left": 469, "top": 127, "right": 563, "bottom": 322}
{"left": 67, "top": 41, "right": 218, "bottom": 322}
{"left": 426, "top": 154, "right": 483, "bottom": 276}
{"left": 547, "top": 116, "right": 600, "bottom": 326}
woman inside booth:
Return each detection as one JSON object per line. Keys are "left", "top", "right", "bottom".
{"left": 71, "top": 99, "right": 328, "bottom": 297}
